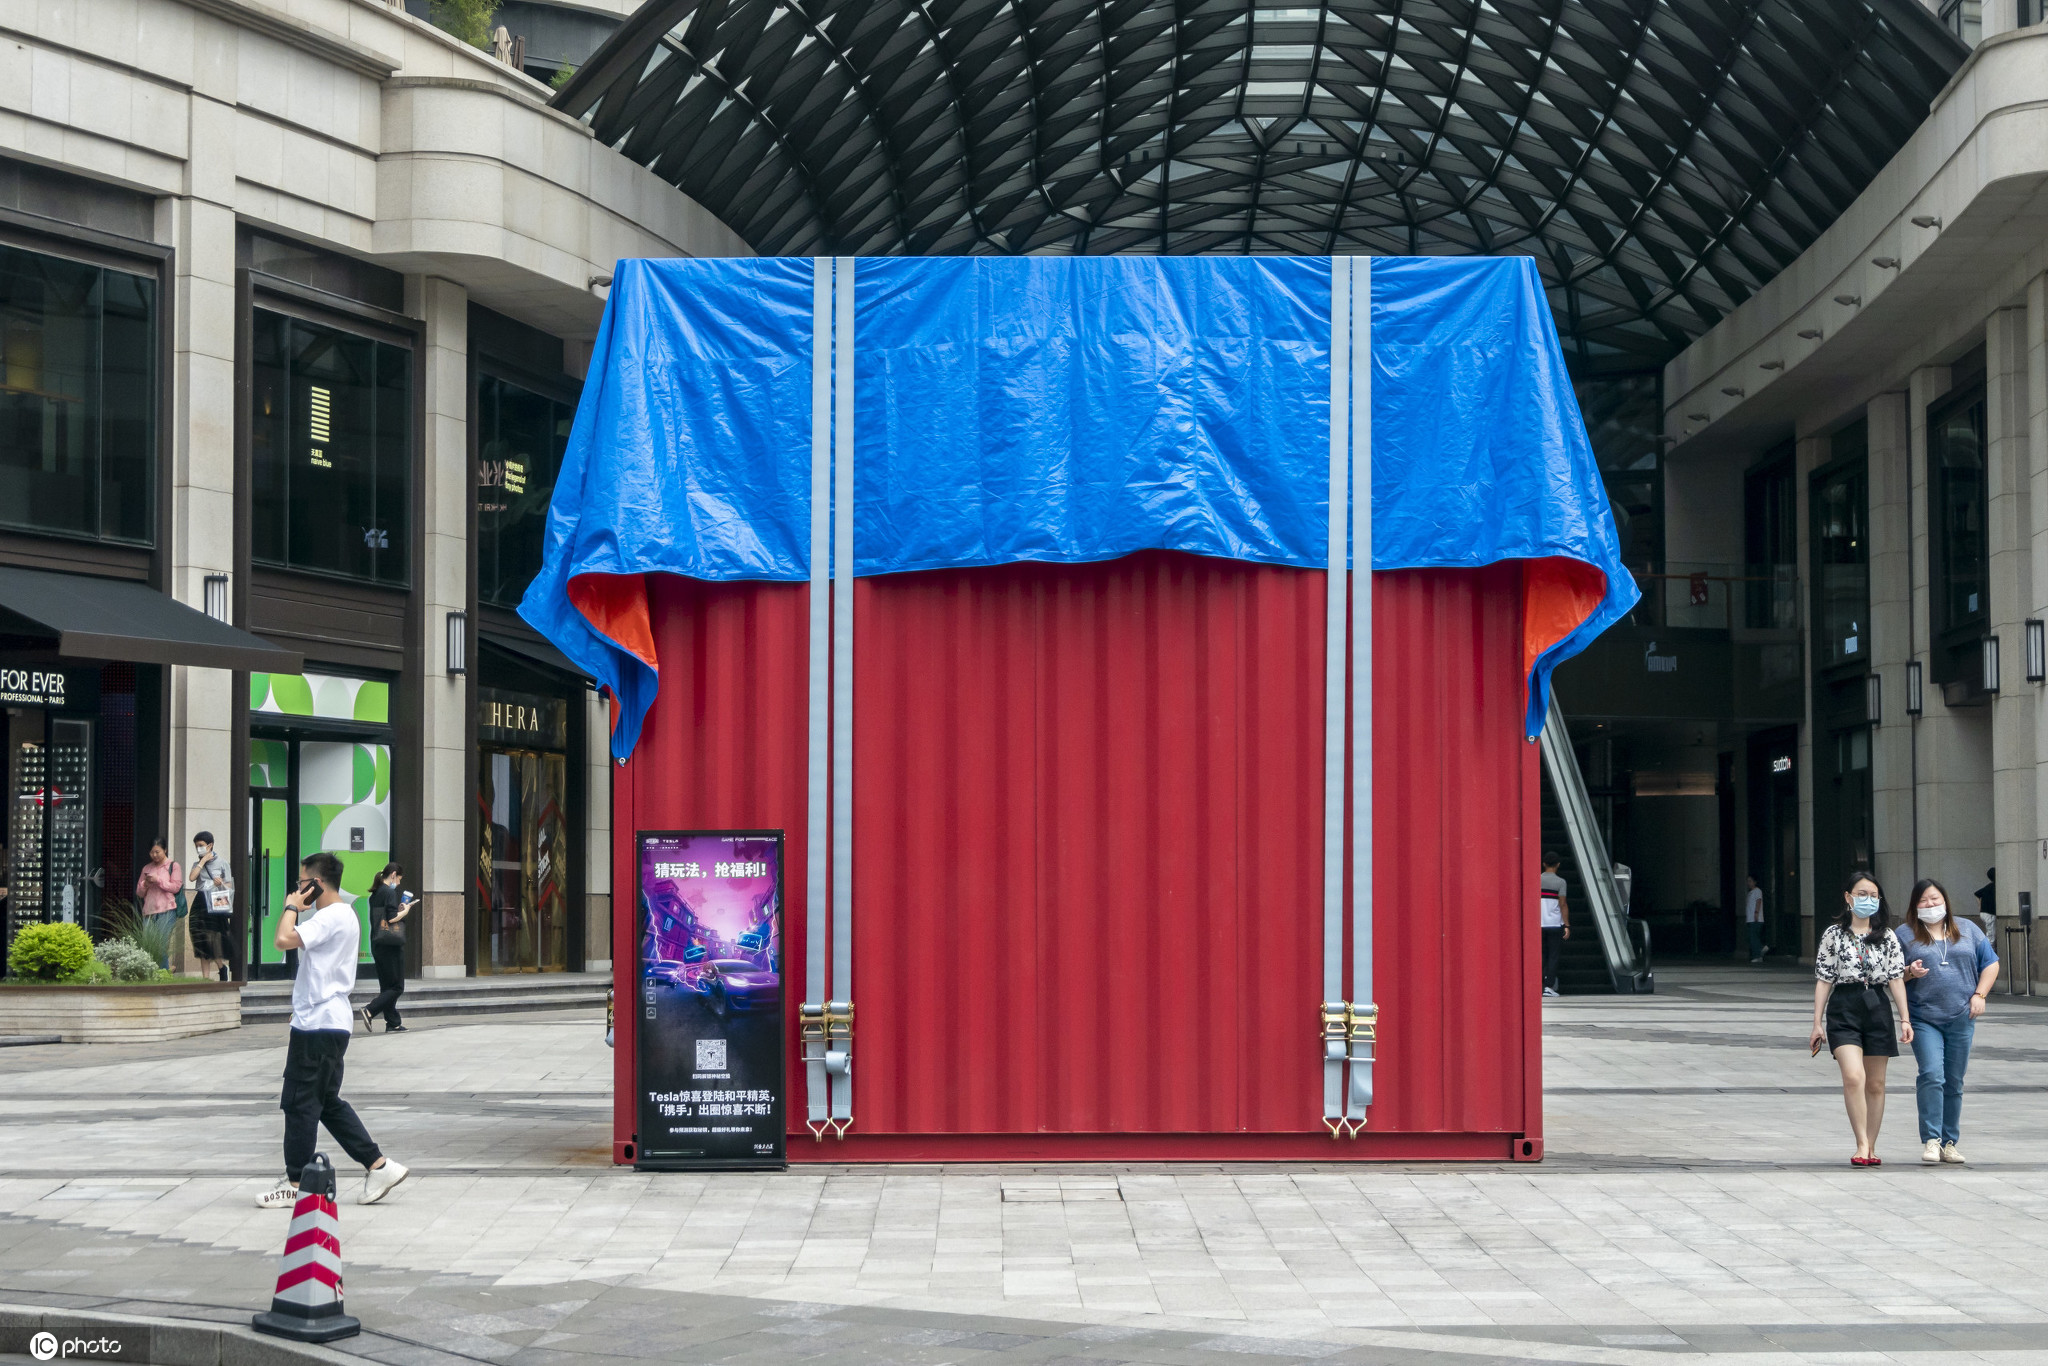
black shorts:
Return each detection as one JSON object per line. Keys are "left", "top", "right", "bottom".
{"left": 1825, "top": 984, "right": 1898, "bottom": 1056}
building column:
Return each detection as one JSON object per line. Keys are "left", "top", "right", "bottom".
{"left": 585, "top": 692, "right": 612, "bottom": 974}
{"left": 162, "top": 92, "right": 240, "bottom": 972}
{"left": 1987, "top": 306, "right": 2035, "bottom": 957}
{"left": 1794, "top": 434, "right": 1826, "bottom": 956}
{"left": 1910, "top": 364, "right": 1997, "bottom": 904}
{"left": 1869, "top": 393, "right": 1915, "bottom": 901}
{"left": 2028, "top": 275, "right": 2048, "bottom": 989}
{"left": 411, "top": 277, "right": 470, "bottom": 978}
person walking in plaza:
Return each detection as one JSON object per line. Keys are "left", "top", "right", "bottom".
{"left": 1811, "top": 871, "right": 1912, "bottom": 1166}
{"left": 1897, "top": 878, "right": 1999, "bottom": 1166}
{"left": 362, "top": 863, "right": 413, "bottom": 1034}
{"left": 1539, "top": 851, "right": 1570, "bottom": 997}
{"left": 186, "top": 831, "right": 235, "bottom": 983}
{"left": 257, "top": 851, "right": 408, "bottom": 1209}
{"left": 1975, "top": 869, "right": 1997, "bottom": 937}
{"left": 134, "top": 838, "right": 182, "bottom": 969}
{"left": 1745, "top": 874, "right": 1768, "bottom": 964}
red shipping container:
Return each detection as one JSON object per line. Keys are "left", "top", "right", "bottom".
{"left": 611, "top": 551, "right": 1541, "bottom": 1162}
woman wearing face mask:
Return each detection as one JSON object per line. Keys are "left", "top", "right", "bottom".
{"left": 1810, "top": 872, "right": 1913, "bottom": 1166}
{"left": 1896, "top": 879, "right": 1999, "bottom": 1165}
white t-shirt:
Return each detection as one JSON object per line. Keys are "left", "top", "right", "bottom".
{"left": 1539, "top": 871, "right": 1566, "bottom": 929}
{"left": 1745, "top": 887, "right": 1764, "bottom": 923}
{"left": 291, "top": 899, "right": 360, "bottom": 1033}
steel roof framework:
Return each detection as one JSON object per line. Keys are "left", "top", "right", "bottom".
{"left": 557, "top": 0, "right": 1962, "bottom": 374}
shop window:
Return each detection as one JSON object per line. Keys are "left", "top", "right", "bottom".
{"left": 0, "top": 241, "right": 155, "bottom": 544}
{"left": 476, "top": 372, "right": 572, "bottom": 610}
{"left": 1573, "top": 373, "right": 1663, "bottom": 575}
{"left": 1810, "top": 455, "right": 1868, "bottom": 670}
{"left": 250, "top": 309, "right": 411, "bottom": 586}
{"left": 1930, "top": 387, "right": 1988, "bottom": 643}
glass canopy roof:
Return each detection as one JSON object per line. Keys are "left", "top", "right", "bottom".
{"left": 557, "top": 0, "right": 1962, "bottom": 374}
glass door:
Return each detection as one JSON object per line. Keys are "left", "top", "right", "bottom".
{"left": 249, "top": 790, "right": 291, "bottom": 974}
{"left": 477, "top": 747, "right": 569, "bottom": 973}
{"left": 5, "top": 708, "right": 96, "bottom": 941}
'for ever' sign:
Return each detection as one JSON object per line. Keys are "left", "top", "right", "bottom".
{"left": 0, "top": 664, "right": 91, "bottom": 709}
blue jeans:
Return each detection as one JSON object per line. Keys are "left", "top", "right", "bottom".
{"left": 1910, "top": 1014, "right": 1975, "bottom": 1145}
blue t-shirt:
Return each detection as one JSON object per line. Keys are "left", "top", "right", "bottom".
{"left": 1895, "top": 920, "right": 1999, "bottom": 1023}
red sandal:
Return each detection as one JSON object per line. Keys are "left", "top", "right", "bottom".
{"left": 1850, "top": 1156, "right": 1871, "bottom": 1166}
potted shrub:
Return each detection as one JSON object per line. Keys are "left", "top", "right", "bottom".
{"left": 0, "top": 921, "right": 240, "bottom": 1043}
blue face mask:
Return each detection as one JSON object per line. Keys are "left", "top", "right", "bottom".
{"left": 1852, "top": 894, "right": 1880, "bottom": 916}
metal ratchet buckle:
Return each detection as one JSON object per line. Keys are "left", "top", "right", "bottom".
{"left": 1345, "top": 1003, "right": 1379, "bottom": 1137}
{"left": 799, "top": 1002, "right": 829, "bottom": 1139}
{"left": 1320, "top": 1001, "right": 1348, "bottom": 1136}
{"left": 824, "top": 1000, "right": 853, "bottom": 1138}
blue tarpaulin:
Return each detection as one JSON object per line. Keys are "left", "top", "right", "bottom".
{"left": 521, "top": 255, "right": 1635, "bottom": 760}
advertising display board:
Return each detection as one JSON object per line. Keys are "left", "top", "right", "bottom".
{"left": 634, "top": 830, "right": 786, "bottom": 1170}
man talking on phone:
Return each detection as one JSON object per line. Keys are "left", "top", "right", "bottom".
{"left": 256, "top": 852, "right": 409, "bottom": 1209}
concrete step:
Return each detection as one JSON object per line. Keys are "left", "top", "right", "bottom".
{"left": 239, "top": 971, "right": 610, "bottom": 1024}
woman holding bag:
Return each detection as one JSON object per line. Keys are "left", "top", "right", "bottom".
{"left": 187, "top": 831, "right": 235, "bottom": 982}
{"left": 134, "top": 838, "right": 183, "bottom": 969}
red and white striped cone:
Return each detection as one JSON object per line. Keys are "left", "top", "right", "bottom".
{"left": 252, "top": 1154, "right": 361, "bottom": 1342}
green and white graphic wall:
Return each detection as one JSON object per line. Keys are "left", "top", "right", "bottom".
{"left": 249, "top": 673, "right": 392, "bottom": 966}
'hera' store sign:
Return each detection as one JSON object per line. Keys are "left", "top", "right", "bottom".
{"left": 478, "top": 688, "right": 568, "bottom": 749}
{"left": 0, "top": 664, "right": 94, "bottom": 710}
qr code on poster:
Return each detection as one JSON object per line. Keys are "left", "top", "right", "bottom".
{"left": 695, "top": 1038, "right": 728, "bottom": 1071}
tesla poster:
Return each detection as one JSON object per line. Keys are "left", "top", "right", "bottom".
{"left": 635, "top": 830, "right": 786, "bottom": 1169}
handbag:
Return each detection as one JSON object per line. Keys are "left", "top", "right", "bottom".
{"left": 371, "top": 923, "right": 406, "bottom": 950}
{"left": 172, "top": 887, "right": 188, "bottom": 920}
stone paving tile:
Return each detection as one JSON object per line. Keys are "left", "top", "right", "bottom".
{"left": 4, "top": 970, "right": 2048, "bottom": 1363}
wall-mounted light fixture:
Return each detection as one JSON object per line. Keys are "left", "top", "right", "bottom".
{"left": 1906, "top": 660, "right": 1924, "bottom": 716}
{"left": 1833, "top": 294, "right": 1861, "bottom": 306}
{"left": 1686, "top": 411, "right": 1710, "bottom": 422}
{"left": 202, "top": 573, "right": 229, "bottom": 624}
{"left": 1984, "top": 634, "right": 2001, "bottom": 694}
{"left": 447, "top": 609, "right": 468, "bottom": 676}
{"left": 2028, "top": 619, "right": 2046, "bottom": 683}
{"left": 1798, "top": 327, "right": 1823, "bottom": 340}
{"left": 1720, "top": 386, "right": 1745, "bottom": 397}
{"left": 1759, "top": 359, "right": 1784, "bottom": 371}
{"left": 1871, "top": 256, "right": 1899, "bottom": 269}
{"left": 1911, "top": 214, "right": 1942, "bottom": 229}
{"left": 1866, "top": 671, "right": 1882, "bottom": 725}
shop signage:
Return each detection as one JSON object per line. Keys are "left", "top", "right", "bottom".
{"left": 0, "top": 662, "right": 96, "bottom": 711}
{"left": 478, "top": 687, "right": 568, "bottom": 749}
{"left": 635, "top": 829, "right": 785, "bottom": 1171}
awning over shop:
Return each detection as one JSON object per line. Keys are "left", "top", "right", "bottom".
{"left": 481, "top": 628, "right": 592, "bottom": 684}
{"left": 0, "top": 566, "right": 305, "bottom": 674}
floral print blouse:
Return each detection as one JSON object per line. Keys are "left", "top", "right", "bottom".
{"left": 1814, "top": 924, "right": 1905, "bottom": 985}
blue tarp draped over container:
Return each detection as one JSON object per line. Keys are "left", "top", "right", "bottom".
{"left": 521, "top": 255, "right": 1635, "bottom": 760}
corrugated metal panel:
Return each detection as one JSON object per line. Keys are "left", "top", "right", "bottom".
{"left": 616, "top": 554, "right": 1539, "bottom": 1160}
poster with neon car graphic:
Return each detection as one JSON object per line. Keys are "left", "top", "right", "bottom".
{"left": 635, "top": 830, "right": 786, "bottom": 1170}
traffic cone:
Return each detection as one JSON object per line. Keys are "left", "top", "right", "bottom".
{"left": 252, "top": 1154, "right": 361, "bottom": 1342}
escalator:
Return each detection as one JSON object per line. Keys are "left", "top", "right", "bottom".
{"left": 1538, "top": 689, "right": 1653, "bottom": 994}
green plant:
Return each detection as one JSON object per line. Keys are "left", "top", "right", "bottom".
{"left": 426, "top": 0, "right": 496, "bottom": 48}
{"left": 9, "top": 922, "right": 94, "bottom": 982}
{"left": 95, "top": 938, "right": 158, "bottom": 983}
{"left": 107, "top": 903, "right": 177, "bottom": 969}
{"left": 67, "top": 957, "right": 113, "bottom": 985}
{"left": 551, "top": 63, "right": 575, "bottom": 91}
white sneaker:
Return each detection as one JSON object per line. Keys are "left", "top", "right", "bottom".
{"left": 1922, "top": 1139, "right": 1942, "bottom": 1164}
{"left": 1941, "top": 1143, "right": 1967, "bottom": 1165}
{"left": 361, "top": 1159, "right": 409, "bottom": 1205}
{"left": 1542, "top": 987, "right": 1560, "bottom": 997}
{"left": 256, "top": 1177, "right": 299, "bottom": 1209}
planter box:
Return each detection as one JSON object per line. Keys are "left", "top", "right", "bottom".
{"left": 0, "top": 982, "right": 242, "bottom": 1043}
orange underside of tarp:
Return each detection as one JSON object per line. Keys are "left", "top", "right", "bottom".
{"left": 574, "top": 556, "right": 1610, "bottom": 734}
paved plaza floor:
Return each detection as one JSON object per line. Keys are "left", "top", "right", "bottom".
{"left": 2, "top": 962, "right": 2046, "bottom": 1364}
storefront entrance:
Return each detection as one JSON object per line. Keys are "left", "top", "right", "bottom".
{"left": 245, "top": 671, "right": 393, "bottom": 979}
{"left": 476, "top": 688, "right": 569, "bottom": 973}
{"left": 3, "top": 660, "right": 143, "bottom": 944}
